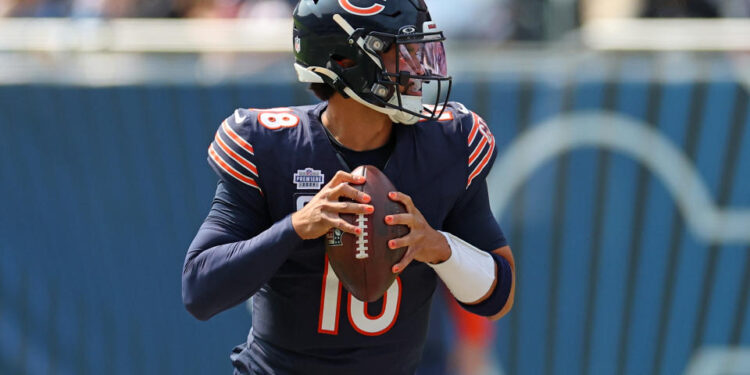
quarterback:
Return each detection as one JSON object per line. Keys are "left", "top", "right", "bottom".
{"left": 182, "top": 0, "right": 515, "bottom": 374}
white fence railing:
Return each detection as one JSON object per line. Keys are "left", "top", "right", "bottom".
{"left": 2, "top": 18, "right": 750, "bottom": 53}
{"left": 581, "top": 18, "right": 750, "bottom": 51}
{"left": 0, "top": 18, "right": 292, "bottom": 52}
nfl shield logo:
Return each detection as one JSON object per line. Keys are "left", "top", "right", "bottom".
{"left": 294, "top": 36, "right": 301, "bottom": 54}
{"left": 326, "top": 228, "right": 343, "bottom": 247}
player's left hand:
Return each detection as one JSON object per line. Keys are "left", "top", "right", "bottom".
{"left": 385, "top": 191, "right": 451, "bottom": 273}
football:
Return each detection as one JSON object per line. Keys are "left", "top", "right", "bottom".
{"left": 325, "top": 165, "right": 409, "bottom": 302}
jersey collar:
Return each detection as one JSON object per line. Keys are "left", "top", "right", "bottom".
{"left": 309, "top": 101, "right": 405, "bottom": 185}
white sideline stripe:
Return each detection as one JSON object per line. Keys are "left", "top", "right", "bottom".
{"left": 582, "top": 19, "right": 750, "bottom": 51}
{"left": 488, "top": 111, "right": 750, "bottom": 245}
{"left": 0, "top": 18, "right": 292, "bottom": 53}
{"left": 685, "top": 347, "right": 750, "bottom": 375}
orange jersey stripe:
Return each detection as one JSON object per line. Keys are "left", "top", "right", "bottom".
{"left": 222, "top": 121, "right": 254, "bottom": 155}
{"left": 467, "top": 138, "right": 495, "bottom": 188}
{"left": 208, "top": 146, "right": 262, "bottom": 193}
{"left": 214, "top": 132, "right": 258, "bottom": 177}
{"left": 468, "top": 136, "right": 489, "bottom": 166}
{"left": 418, "top": 109, "right": 454, "bottom": 122}
{"left": 467, "top": 113, "right": 481, "bottom": 145}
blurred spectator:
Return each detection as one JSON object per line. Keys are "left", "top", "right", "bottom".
{"left": 3, "top": 0, "right": 748, "bottom": 28}
{"left": 1, "top": 0, "right": 293, "bottom": 18}
{"left": 509, "top": 0, "right": 547, "bottom": 41}
{"left": 582, "top": 0, "right": 750, "bottom": 20}
{"left": 444, "top": 293, "right": 498, "bottom": 375}
{"left": 718, "top": 0, "right": 750, "bottom": 17}
{"left": 1, "top": 0, "right": 70, "bottom": 17}
{"left": 417, "top": 287, "right": 500, "bottom": 375}
{"left": 428, "top": 0, "right": 513, "bottom": 41}
{"left": 642, "top": 0, "right": 720, "bottom": 17}
{"left": 237, "top": 0, "right": 291, "bottom": 19}
{"left": 174, "top": 0, "right": 242, "bottom": 18}
{"left": 719, "top": 0, "right": 750, "bottom": 16}
{"left": 580, "top": 0, "right": 642, "bottom": 21}
{"left": 70, "top": 0, "right": 108, "bottom": 17}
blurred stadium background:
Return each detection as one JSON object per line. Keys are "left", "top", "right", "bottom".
{"left": 1, "top": 0, "right": 750, "bottom": 374}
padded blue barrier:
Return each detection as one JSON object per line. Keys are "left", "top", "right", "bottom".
{"left": 1, "top": 54, "right": 749, "bottom": 374}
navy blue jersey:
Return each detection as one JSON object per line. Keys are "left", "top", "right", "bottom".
{"left": 186, "top": 102, "right": 506, "bottom": 374}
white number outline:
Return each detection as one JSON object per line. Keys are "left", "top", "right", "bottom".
{"left": 296, "top": 187, "right": 402, "bottom": 336}
{"left": 318, "top": 255, "right": 402, "bottom": 336}
{"left": 253, "top": 108, "right": 300, "bottom": 130}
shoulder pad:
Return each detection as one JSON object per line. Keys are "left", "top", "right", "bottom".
{"left": 418, "top": 103, "right": 461, "bottom": 124}
{"left": 452, "top": 104, "right": 496, "bottom": 189}
{"left": 208, "top": 110, "right": 263, "bottom": 194}
{"left": 207, "top": 106, "right": 314, "bottom": 194}
{"left": 415, "top": 102, "right": 496, "bottom": 189}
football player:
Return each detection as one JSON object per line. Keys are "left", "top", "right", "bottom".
{"left": 182, "top": 0, "right": 515, "bottom": 374}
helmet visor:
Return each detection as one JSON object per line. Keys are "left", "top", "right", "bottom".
{"left": 368, "top": 28, "right": 453, "bottom": 120}
{"left": 394, "top": 39, "right": 448, "bottom": 96}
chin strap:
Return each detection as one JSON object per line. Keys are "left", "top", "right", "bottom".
{"left": 296, "top": 63, "right": 421, "bottom": 125}
{"left": 388, "top": 96, "right": 421, "bottom": 124}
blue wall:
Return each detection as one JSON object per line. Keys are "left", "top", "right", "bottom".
{"left": 1, "top": 54, "right": 749, "bottom": 374}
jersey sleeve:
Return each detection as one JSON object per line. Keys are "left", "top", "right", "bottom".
{"left": 183, "top": 109, "right": 304, "bottom": 321}
{"left": 442, "top": 107, "right": 512, "bottom": 316}
{"left": 207, "top": 109, "right": 263, "bottom": 196}
{"left": 442, "top": 106, "right": 507, "bottom": 251}
{"left": 464, "top": 109, "right": 497, "bottom": 190}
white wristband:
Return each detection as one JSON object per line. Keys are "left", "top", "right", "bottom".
{"left": 428, "top": 231, "right": 496, "bottom": 304}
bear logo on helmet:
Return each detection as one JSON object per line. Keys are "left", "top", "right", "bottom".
{"left": 338, "top": 0, "right": 385, "bottom": 16}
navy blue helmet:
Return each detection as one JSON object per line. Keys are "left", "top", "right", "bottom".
{"left": 292, "top": 0, "right": 452, "bottom": 124}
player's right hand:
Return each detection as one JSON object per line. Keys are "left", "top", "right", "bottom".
{"left": 291, "top": 171, "right": 374, "bottom": 240}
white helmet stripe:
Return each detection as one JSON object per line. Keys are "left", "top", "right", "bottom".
{"left": 294, "top": 63, "right": 325, "bottom": 83}
{"left": 332, "top": 14, "right": 383, "bottom": 69}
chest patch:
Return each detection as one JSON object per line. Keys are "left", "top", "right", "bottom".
{"left": 293, "top": 168, "right": 325, "bottom": 190}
